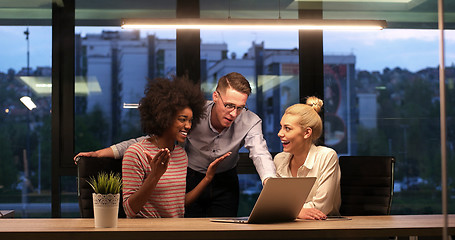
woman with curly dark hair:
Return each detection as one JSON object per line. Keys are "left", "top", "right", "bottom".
{"left": 122, "top": 76, "right": 231, "bottom": 218}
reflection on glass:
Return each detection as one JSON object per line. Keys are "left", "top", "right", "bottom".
{"left": 323, "top": 61, "right": 352, "bottom": 154}
{"left": 446, "top": 30, "right": 455, "bottom": 215}
{"left": 238, "top": 174, "right": 262, "bottom": 216}
{"left": 0, "top": 26, "right": 52, "bottom": 218}
{"left": 73, "top": 28, "right": 179, "bottom": 217}
{"left": 200, "top": 30, "right": 299, "bottom": 153}
{"left": 200, "top": 30, "right": 299, "bottom": 215}
{"left": 324, "top": 29, "right": 455, "bottom": 214}
{"left": 61, "top": 176, "right": 79, "bottom": 218}
{"left": 74, "top": 28, "right": 177, "bottom": 152}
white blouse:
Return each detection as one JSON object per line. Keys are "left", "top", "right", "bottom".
{"left": 274, "top": 144, "right": 341, "bottom": 215}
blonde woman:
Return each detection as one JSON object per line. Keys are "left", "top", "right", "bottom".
{"left": 274, "top": 96, "right": 341, "bottom": 220}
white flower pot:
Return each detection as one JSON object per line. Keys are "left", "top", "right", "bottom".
{"left": 93, "top": 193, "right": 120, "bottom": 228}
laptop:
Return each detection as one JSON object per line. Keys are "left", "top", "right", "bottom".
{"left": 211, "top": 177, "right": 316, "bottom": 224}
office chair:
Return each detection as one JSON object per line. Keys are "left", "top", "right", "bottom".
{"left": 339, "top": 156, "right": 395, "bottom": 216}
{"left": 77, "top": 156, "right": 126, "bottom": 218}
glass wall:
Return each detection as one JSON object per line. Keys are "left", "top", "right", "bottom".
{"left": 0, "top": 26, "right": 52, "bottom": 217}
{"left": 200, "top": 29, "right": 299, "bottom": 215}
{"left": 72, "top": 27, "right": 177, "bottom": 216}
{"left": 1, "top": 0, "right": 453, "bottom": 218}
{"left": 74, "top": 0, "right": 177, "bottom": 153}
{"left": 200, "top": 30, "right": 299, "bottom": 152}
{"left": 74, "top": 27, "right": 177, "bottom": 151}
{"left": 324, "top": 29, "right": 455, "bottom": 214}
{"left": 71, "top": 0, "right": 177, "bottom": 217}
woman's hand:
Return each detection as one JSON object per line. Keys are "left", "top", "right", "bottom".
{"left": 298, "top": 208, "right": 327, "bottom": 220}
{"left": 127, "top": 149, "right": 170, "bottom": 215}
{"left": 205, "top": 152, "right": 231, "bottom": 181}
{"left": 143, "top": 148, "right": 170, "bottom": 178}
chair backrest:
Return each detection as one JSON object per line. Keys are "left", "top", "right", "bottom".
{"left": 339, "top": 156, "right": 395, "bottom": 216}
{"left": 77, "top": 156, "right": 126, "bottom": 218}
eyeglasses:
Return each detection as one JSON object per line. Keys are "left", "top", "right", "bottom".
{"left": 216, "top": 91, "right": 248, "bottom": 113}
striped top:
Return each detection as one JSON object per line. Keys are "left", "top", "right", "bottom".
{"left": 122, "top": 138, "right": 188, "bottom": 218}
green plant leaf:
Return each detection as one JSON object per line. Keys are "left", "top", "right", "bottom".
{"left": 87, "top": 171, "right": 122, "bottom": 194}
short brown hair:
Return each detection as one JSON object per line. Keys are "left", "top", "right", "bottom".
{"left": 139, "top": 76, "right": 206, "bottom": 136}
{"left": 216, "top": 72, "right": 252, "bottom": 96}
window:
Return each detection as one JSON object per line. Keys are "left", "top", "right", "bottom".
{"left": 1, "top": 0, "right": 453, "bottom": 218}
{"left": 200, "top": 29, "right": 299, "bottom": 215}
{"left": 0, "top": 26, "right": 52, "bottom": 217}
{"left": 200, "top": 30, "right": 299, "bottom": 152}
{"left": 69, "top": 0, "right": 178, "bottom": 218}
{"left": 324, "top": 29, "right": 455, "bottom": 214}
{"left": 72, "top": 28, "right": 177, "bottom": 218}
{"left": 75, "top": 27, "right": 177, "bottom": 150}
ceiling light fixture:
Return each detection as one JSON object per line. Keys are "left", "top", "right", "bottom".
{"left": 123, "top": 103, "right": 139, "bottom": 109}
{"left": 20, "top": 96, "right": 37, "bottom": 111}
{"left": 121, "top": 18, "right": 387, "bottom": 30}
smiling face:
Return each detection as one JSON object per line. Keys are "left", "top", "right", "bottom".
{"left": 162, "top": 107, "right": 193, "bottom": 143}
{"left": 211, "top": 87, "right": 248, "bottom": 132}
{"left": 277, "top": 113, "right": 312, "bottom": 155}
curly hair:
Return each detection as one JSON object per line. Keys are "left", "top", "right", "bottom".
{"left": 139, "top": 76, "right": 206, "bottom": 136}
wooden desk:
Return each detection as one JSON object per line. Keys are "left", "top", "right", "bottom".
{"left": 0, "top": 215, "right": 453, "bottom": 240}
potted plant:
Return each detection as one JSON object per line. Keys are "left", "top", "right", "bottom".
{"left": 87, "top": 171, "right": 122, "bottom": 228}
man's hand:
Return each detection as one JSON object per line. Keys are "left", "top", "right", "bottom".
{"left": 74, "top": 151, "right": 98, "bottom": 164}
{"left": 73, "top": 147, "right": 115, "bottom": 165}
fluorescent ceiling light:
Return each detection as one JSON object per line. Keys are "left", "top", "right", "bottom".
{"left": 20, "top": 96, "right": 37, "bottom": 110}
{"left": 123, "top": 103, "right": 139, "bottom": 109}
{"left": 18, "top": 76, "right": 102, "bottom": 96}
{"left": 122, "top": 18, "right": 387, "bottom": 30}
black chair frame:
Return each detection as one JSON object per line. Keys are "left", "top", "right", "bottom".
{"left": 77, "top": 156, "right": 126, "bottom": 218}
{"left": 339, "top": 156, "right": 395, "bottom": 216}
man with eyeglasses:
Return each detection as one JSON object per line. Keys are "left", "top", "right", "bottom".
{"left": 74, "top": 72, "right": 276, "bottom": 217}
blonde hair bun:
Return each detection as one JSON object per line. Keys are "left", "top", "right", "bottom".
{"left": 305, "top": 96, "right": 323, "bottom": 113}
